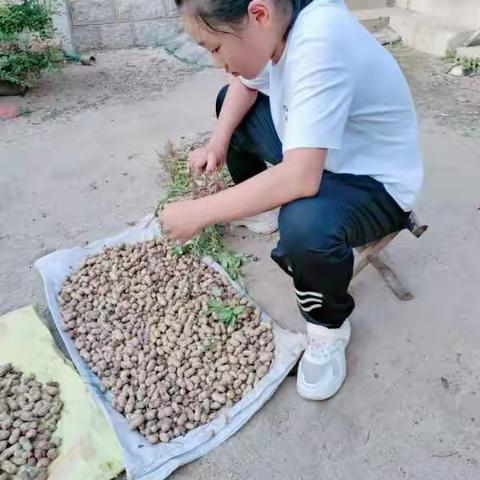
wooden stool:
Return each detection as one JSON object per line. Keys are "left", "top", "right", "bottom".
{"left": 353, "top": 212, "right": 428, "bottom": 301}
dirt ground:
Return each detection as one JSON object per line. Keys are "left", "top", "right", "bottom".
{"left": 389, "top": 44, "right": 480, "bottom": 138}
{"left": 1, "top": 44, "right": 480, "bottom": 479}
{"left": 1, "top": 48, "right": 199, "bottom": 130}
{"left": 2, "top": 43, "right": 480, "bottom": 136}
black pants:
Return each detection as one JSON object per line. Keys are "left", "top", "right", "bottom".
{"left": 217, "top": 86, "right": 409, "bottom": 328}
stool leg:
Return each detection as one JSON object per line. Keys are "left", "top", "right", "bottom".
{"left": 369, "top": 252, "right": 414, "bottom": 301}
{"left": 353, "top": 232, "right": 399, "bottom": 277}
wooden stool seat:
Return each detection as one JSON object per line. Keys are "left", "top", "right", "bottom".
{"left": 353, "top": 212, "right": 428, "bottom": 301}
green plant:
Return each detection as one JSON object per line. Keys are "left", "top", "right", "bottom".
{"left": 458, "top": 56, "right": 480, "bottom": 73}
{"left": 0, "top": 0, "right": 56, "bottom": 39}
{"left": 157, "top": 144, "right": 246, "bottom": 281}
{"left": 444, "top": 49, "right": 457, "bottom": 62}
{"left": 170, "top": 224, "right": 245, "bottom": 280}
{"left": 207, "top": 299, "right": 245, "bottom": 327}
{"left": 0, "top": 0, "right": 62, "bottom": 87}
{"left": 0, "top": 44, "right": 62, "bottom": 86}
{"left": 444, "top": 48, "right": 480, "bottom": 74}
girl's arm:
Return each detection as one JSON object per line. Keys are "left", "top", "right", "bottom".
{"left": 189, "top": 77, "right": 258, "bottom": 174}
{"left": 160, "top": 148, "right": 326, "bottom": 242}
{"left": 210, "top": 77, "right": 258, "bottom": 150}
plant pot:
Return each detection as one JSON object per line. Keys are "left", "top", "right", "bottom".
{"left": 0, "top": 80, "right": 27, "bottom": 97}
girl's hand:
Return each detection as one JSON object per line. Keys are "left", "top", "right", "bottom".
{"left": 188, "top": 140, "right": 227, "bottom": 176}
{"left": 159, "top": 200, "right": 206, "bottom": 243}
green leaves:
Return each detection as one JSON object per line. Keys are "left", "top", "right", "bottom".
{"left": 217, "top": 251, "right": 245, "bottom": 280}
{"left": 207, "top": 299, "right": 245, "bottom": 328}
{"left": 0, "top": 1, "right": 56, "bottom": 39}
{"left": 445, "top": 49, "right": 480, "bottom": 75}
{"left": 156, "top": 146, "right": 246, "bottom": 281}
{"left": 172, "top": 243, "right": 193, "bottom": 256}
{"left": 219, "top": 310, "right": 234, "bottom": 325}
{"left": 0, "top": 47, "right": 62, "bottom": 86}
{"left": 0, "top": 1, "right": 62, "bottom": 87}
{"left": 459, "top": 56, "right": 480, "bottom": 73}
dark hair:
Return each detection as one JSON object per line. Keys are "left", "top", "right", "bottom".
{"left": 175, "top": 0, "right": 313, "bottom": 31}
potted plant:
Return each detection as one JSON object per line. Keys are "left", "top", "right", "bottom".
{"left": 0, "top": 0, "right": 63, "bottom": 95}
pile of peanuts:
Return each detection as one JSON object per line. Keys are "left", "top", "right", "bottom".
{"left": 0, "top": 365, "right": 62, "bottom": 480}
{"left": 59, "top": 238, "right": 275, "bottom": 443}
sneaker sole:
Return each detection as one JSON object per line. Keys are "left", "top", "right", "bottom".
{"left": 296, "top": 367, "right": 347, "bottom": 401}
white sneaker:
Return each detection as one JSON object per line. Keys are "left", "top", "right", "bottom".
{"left": 297, "top": 319, "right": 351, "bottom": 401}
{"left": 231, "top": 209, "right": 279, "bottom": 235}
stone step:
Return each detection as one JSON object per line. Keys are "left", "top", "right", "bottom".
{"left": 396, "top": 0, "right": 480, "bottom": 29}
{"left": 456, "top": 45, "right": 480, "bottom": 58}
{"left": 351, "top": 8, "right": 400, "bottom": 45}
{"left": 346, "top": 0, "right": 389, "bottom": 10}
{"left": 372, "top": 26, "right": 401, "bottom": 46}
{"left": 354, "top": 7, "right": 392, "bottom": 32}
{"left": 389, "top": 7, "right": 476, "bottom": 57}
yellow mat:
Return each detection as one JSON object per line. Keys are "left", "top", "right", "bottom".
{"left": 0, "top": 306, "right": 124, "bottom": 480}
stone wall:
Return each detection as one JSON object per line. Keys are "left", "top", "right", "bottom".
{"left": 68, "top": 0, "right": 181, "bottom": 51}
{"left": 67, "top": 0, "right": 393, "bottom": 52}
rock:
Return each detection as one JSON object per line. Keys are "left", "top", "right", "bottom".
{"left": 448, "top": 65, "right": 467, "bottom": 77}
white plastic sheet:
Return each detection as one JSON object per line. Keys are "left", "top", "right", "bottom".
{"left": 35, "top": 215, "right": 306, "bottom": 480}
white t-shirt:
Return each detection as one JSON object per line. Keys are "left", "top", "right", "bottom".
{"left": 241, "top": 0, "right": 423, "bottom": 211}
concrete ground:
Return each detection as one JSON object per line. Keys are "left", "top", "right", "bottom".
{"left": 1, "top": 45, "right": 479, "bottom": 479}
